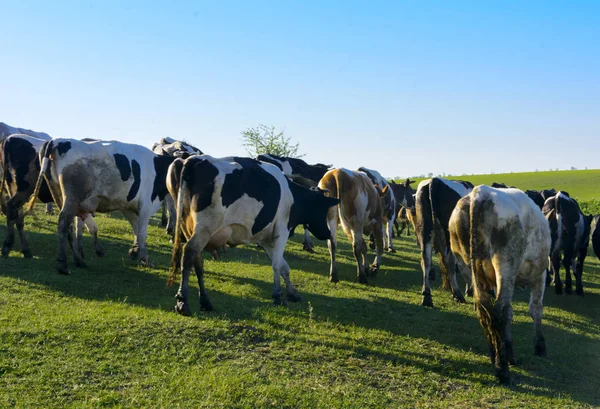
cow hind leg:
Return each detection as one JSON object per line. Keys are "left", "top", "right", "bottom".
{"left": 352, "top": 235, "right": 369, "bottom": 284}
{"left": 193, "top": 253, "right": 213, "bottom": 311}
{"left": 15, "top": 208, "right": 32, "bottom": 258}
{"left": 386, "top": 220, "right": 396, "bottom": 252}
{"left": 302, "top": 226, "right": 315, "bottom": 253}
{"left": 420, "top": 240, "right": 434, "bottom": 307}
{"left": 56, "top": 202, "right": 79, "bottom": 274}
{"left": 2, "top": 198, "right": 19, "bottom": 257}
{"left": 563, "top": 256, "right": 574, "bottom": 295}
{"left": 326, "top": 208, "right": 339, "bottom": 283}
{"left": 529, "top": 273, "right": 547, "bottom": 357}
{"left": 83, "top": 215, "right": 105, "bottom": 257}
{"left": 370, "top": 226, "right": 384, "bottom": 278}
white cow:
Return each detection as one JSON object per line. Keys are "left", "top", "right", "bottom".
{"left": 26, "top": 138, "right": 175, "bottom": 274}
{"left": 449, "top": 185, "right": 550, "bottom": 385}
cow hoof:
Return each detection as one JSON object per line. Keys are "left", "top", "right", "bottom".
{"left": 369, "top": 242, "right": 375, "bottom": 250}
{"left": 128, "top": 247, "right": 140, "bottom": 260}
{"left": 565, "top": 286, "right": 572, "bottom": 295}
{"left": 369, "top": 264, "right": 380, "bottom": 277}
{"left": 302, "top": 245, "right": 315, "bottom": 253}
{"left": 497, "top": 372, "right": 514, "bottom": 387}
{"left": 287, "top": 292, "right": 302, "bottom": 303}
{"left": 175, "top": 301, "right": 192, "bottom": 316}
{"left": 1, "top": 246, "right": 10, "bottom": 258}
{"left": 357, "top": 274, "right": 369, "bottom": 285}
{"left": 57, "top": 267, "right": 71, "bottom": 275}
{"left": 555, "top": 285, "right": 562, "bottom": 295}
{"left": 576, "top": 288, "right": 584, "bottom": 296}
{"left": 535, "top": 339, "right": 548, "bottom": 357}
{"left": 74, "top": 259, "right": 87, "bottom": 268}
{"left": 386, "top": 247, "right": 396, "bottom": 253}
{"left": 200, "top": 299, "right": 214, "bottom": 311}
{"left": 140, "top": 259, "right": 154, "bottom": 268}
{"left": 452, "top": 293, "right": 466, "bottom": 303}
{"left": 329, "top": 274, "right": 339, "bottom": 283}
{"left": 22, "top": 249, "right": 33, "bottom": 259}
{"left": 465, "top": 287, "right": 474, "bottom": 297}
{"left": 273, "top": 295, "right": 287, "bottom": 306}
{"left": 421, "top": 295, "right": 434, "bottom": 308}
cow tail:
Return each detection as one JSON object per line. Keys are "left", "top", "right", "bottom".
{"left": 168, "top": 159, "right": 186, "bottom": 287}
{"left": 0, "top": 140, "right": 8, "bottom": 215}
{"left": 24, "top": 140, "right": 53, "bottom": 215}
{"left": 469, "top": 190, "right": 503, "bottom": 374}
{"left": 429, "top": 180, "right": 449, "bottom": 289}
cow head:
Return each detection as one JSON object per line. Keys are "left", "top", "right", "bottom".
{"left": 287, "top": 179, "right": 339, "bottom": 240}
{"left": 389, "top": 181, "right": 415, "bottom": 209}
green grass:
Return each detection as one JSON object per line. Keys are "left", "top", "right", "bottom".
{"left": 401, "top": 169, "right": 600, "bottom": 202}
{"left": 1, "top": 208, "right": 599, "bottom": 408}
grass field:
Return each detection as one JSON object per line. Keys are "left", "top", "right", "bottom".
{"left": 402, "top": 169, "right": 600, "bottom": 202}
{"left": 1, "top": 206, "right": 599, "bottom": 408}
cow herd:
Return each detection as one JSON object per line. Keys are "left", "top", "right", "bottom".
{"left": 1, "top": 121, "right": 599, "bottom": 385}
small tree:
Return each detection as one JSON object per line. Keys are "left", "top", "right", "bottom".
{"left": 240, "top": 124, "right": 304, "bottom": 158}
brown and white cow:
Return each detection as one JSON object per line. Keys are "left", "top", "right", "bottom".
{"left": 167, "top": 155, "right": 339, "bottom": 314}
{"left": 448, "top": 186, "right": 551, "bottom": 384}
{"left": 26, "top": 138, "right": 175, "bottom": 274}
{"left": 449, "top": 186, "right": 550, "bottom": 385}
{"left": 1, "top": 134, "right": 103, "bottom": 260}
{"left": 318, "top": 168, "right": 388, "bottom": 284}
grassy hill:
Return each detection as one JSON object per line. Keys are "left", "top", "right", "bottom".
{"left": 1, "top": 209, "right": 599, "bottom": 408}
{"left": 398, "top": 169, "right": 600, "bottom": 202}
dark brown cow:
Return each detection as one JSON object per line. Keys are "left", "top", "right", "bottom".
{"left": 318, "top": 168, "right": 387, "bottom": 284}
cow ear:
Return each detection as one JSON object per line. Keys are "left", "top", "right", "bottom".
{"left": 323, "top": 196, "right": 340, "bottom": 208}
{"left": 380, "top": 185, "right": 389, "bottom": 195}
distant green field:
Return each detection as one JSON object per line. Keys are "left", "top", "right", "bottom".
{"left": 398, "top": 169, "right": 600, "bottom": 202}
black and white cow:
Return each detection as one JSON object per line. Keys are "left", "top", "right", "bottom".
{"left": 415, "top": 177, "right": 474, "bottom": 307}
{"left": 166, "top": 155, "right": 339, "bottom": 314}
{"left": 524, "top": 188, "right": 556, "bottom": 209}
{"left": 591, "top": 215, "right": 600, "bottom": 262}
{"left": 1, "top": 122, "right": 54, "bottom": 214}
{"left": 257, "top": 153, "right": 331, "bottom": 252}
{"left": 1, "top": 134, "right": 103, "bottom": 259}
{"left": 449, "top": 186, "right": 550, "bottom": 385}
{"left": 26, "top": 138, "right": 175, "bottom": 274}
{"left": 357, "top": 167, "right": 396, "bottom": 252}
{"left": 152, "top": 137, "right": 203, "bottom": 235}
{"left": 543, "top": 192, "right": 592, "bottom": 296}
{"left": 389, "top": 178, "right": 416, "bottom": 237}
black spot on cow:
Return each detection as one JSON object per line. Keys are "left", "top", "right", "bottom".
{"left": 151, "top": 155, "right": 177, "bottom": 202}
{"left": 56, "top": 141, "right": 71, "bottom": 156}
{"left": 127, "top": 160, "right": 141, "bottom": 201}
{"left": 6, "top": 137, "right": 36, "bottom": 192}
{"left": 222, "top": 158, "right": 281, "bottom": 235}
{"left": 491, "top": 226, "right": 508, "bottom": 249}
{"left": 286, "top": 179, "right": 338, "bottom": 240}
{"left": 257, "top": 154, "right": 331, "bottom": 182}
{"left": 183, "top": 158, "right": 219, "bottom": 212}
{"left": 113, "top": 154, "right": 132, "bottom": 181}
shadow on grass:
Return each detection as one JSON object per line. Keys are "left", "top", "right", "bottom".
{"left": 1, "top": 226, "right": 599, "bottom": 405}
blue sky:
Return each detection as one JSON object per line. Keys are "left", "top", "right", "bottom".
{"left": 2, "top": 1, "right": 598, "bottom": 178}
